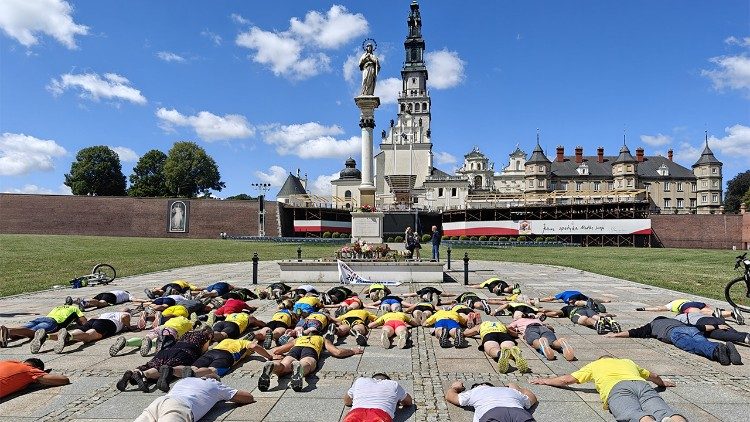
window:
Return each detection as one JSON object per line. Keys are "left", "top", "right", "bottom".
{"left": 657, "top": 164, "right": 669, "bottom": 176}
{"left": 627, "top": 178, "right": 633, "bottom": 187}
{"left": 712, "top": 167, "right": 718, "bottom": 174}
{"left": 344, "top": 190, "right": 352, "bottom": 198}
{"left": 618, "top": 180, "right": 623, "bottom": 188}
{"left": 713, "top": 181, "right": 719, "bottom": 188}
{"left": 438, "top": 188, "right": 444, "bottom": 197}
{"left": 550, "top": 182, "right": 557, "bottom": 190}
{"left": 538, "top": 165, "right": 545, "bottom": 172}
{"left": 607, "top": 182, "right": 614, "bottom": 190}
{"left": 515, "top": 161, "right": 521, "bottom": 171}
{"left": 593, "top": 181, "right": 601, "bottom": 191}
{"left": 691, "top": 183, "right": 697, "bottom": 192}
{"left": 690, "top": 198, "right": 696, "bottom": 208}
{"left": 663, "top": 181, "right": 670, "bottom": 192}
{"left": 451, "top": 188, "right": 457, "bottom": 197}
{"left": 537, "top": 180, "right": 545, "bottom": 188}
{"left": 559, "top": 181, "right": 568, "bottom": 191}
{"left": 627, "top": 165, "right": 633, "bottom": 172}
{"left": 528, "top": 180, "right": 533, "bottom": 188}
{"left": 575, "top": 182, "right": 583, "bottom": 192}
{"left": 676, "top": 182, "right": 683, "bottom": 192}
{"left": 702, "top": 194, "right": 707, "bottom": 203}
{"left": 702, "top": 181, "right": 708, "bottom": 188}
{"left": 415, "top": 103, "right": 420, "bottom": 111}
{"left": 712, "top": 194, "right": 719, "bottom": 203}
{"left": 574, "top": 197, "right": 583, "bottom": 204}
{"left": 664, "top": 198, "right": 671, "bottom": 208}
{"left": 677, "top": 199, "right": 684, "bottom": 208}
{"left": 474, "top": 175, "right": 483, "bottom": 189}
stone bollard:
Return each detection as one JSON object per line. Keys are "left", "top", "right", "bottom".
{"left": 463, "top": 252, "right": 469, "bottom": 285}
{"left": 252, "top": 252, "right": 259, "bottom": 284}
{"left": 447, "top": 247, "right": 452, "bottom": 270}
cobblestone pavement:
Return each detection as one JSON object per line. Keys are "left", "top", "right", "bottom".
{"left": 1, "top": 260, "right": 749, "bottom": 421}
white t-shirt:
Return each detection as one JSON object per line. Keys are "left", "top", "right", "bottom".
{"left": 458, "top": 386, "right": 531, "bottom": 422}
{"left": 110, "top": 290, "right": 133, "bottom": 304}
{"left": 167, "top": 377, "right": 237, "bottom": 421}
{"left": 297, "top": 284, "right": 318, "bottom": 293}
{"left": 347, "top": 377, "right": 407, "bottom": 418}
{"left": 98, "top": 312, "right": 128, "bottom": 333}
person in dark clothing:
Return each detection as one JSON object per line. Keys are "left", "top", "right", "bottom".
{"left": 675, "top": 312, "right": 750, "bottom": 345}
{"left": 430, "top": 225, "right": 441, "bottom": 261}
{"left": 605, "top": 316, "right": 742, "bottom": 365}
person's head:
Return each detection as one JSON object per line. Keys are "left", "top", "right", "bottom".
{"left": 279, "top": 299, "right": 294, "bottom": 310}
{"left": 365, "top": 43, "right": 373, "bottom": 53}
{"left": 406, "top": 226, "right": 412, "bottom": 233}
{"left": 470, "top": 382, "right": 494, "bottom": 389}
{"left": 432, "top": 225, "right": 437, "bottom": 231}
{"left": 597, "top": 354, "right": 616, "bottom": 361}
{"left": 372, "top": 373, "right": 391, "bottom": 381}
{"left": 24, "top": 358, "right": 44, "bottom": 371}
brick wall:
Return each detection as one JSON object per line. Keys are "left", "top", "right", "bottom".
{"left": 743, "top": 213, "right": 750, "bottom": 250}
{"left": 0, "top": 194, "right": 278, "bottom": 239}
{"left": 651, "top": 214, "right": 745, "bottom": 249}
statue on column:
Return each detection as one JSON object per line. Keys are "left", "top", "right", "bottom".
{"left": 359, "top": 39, "right": 380, "bottom": 96}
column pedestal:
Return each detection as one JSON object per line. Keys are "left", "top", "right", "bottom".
{"left": 354, "top": 95, "right": 380, "bottom": 207}
{"left": 350, "top": 211, "right": 384, "bottom": 244}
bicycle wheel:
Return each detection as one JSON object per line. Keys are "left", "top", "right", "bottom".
{"left": 92, "top": 263, "right": 116, "bottom": 284}
{"left": 725, "top": 276, "right": 750, "bottom": 312}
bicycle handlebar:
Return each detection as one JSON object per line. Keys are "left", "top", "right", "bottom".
{"left": 737, "top": 252, "right": 749, "bottom": 270}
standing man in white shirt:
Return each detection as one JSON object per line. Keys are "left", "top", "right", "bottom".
{"left": 343, "top": 374, "right": 413, "bottom": 422}
{"left": 444, "top": 380, "right": 537, "bottom": 422}
{"left": 135, "top": 377, "right": 253, "bottom": 422}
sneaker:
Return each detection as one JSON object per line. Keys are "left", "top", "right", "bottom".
{"left": 538, "top": 337, "right": 555, "bottom": 360}
{"left": 54, "top": 328, "right": 69, "bottom": 354}
{"left": 164, "top": 286, "right": 177, "bottom": 297}
{"left": 116, "top": 370, "right": 133, "bottom": 391}
{"left": 242, "top": 331, "right": 255, "bottom": 341}
{"left": 144, "top": 289, "right": 156, "bottom": 300}
{"left": 140, "top": 336, "right": 153, "bottom": 357}
{"left": 110, "top": 336, "right": 126, "bottom": 356}
{"left": 156, "top": 365, "right": 173, "bottom": 392}
{"left": 480, "top": 300, "right": 491, "bottom": 315}
{"left": 65, "top": 296, "right": 73, "bottom": 305}
{"left": 153, "top": 311, "right": 163, "bottom": 327}
{"left": 290, "top": 361, "right": 305, "bottom": 392}
{"left": 324, "top": 324, "right": 336, "bottom": 343}
{"left": 454, "top": 329, "right": 466, "bottom": 348}
{"left": 277, "top": 334, "right": 291, "bottom": 346}
{"left": 30, "top": 329, "right": 46, "bottom": 354}
{"left": 206, "top": 310, "right": 216, "bottom": 327}
{"left": 132, "top": 370, "right": 149, "bottom": 392}
{"left": 713, "top": 343, "right": 730, "bottom": 365}
{"left": 438, "top": 329, "right": 451, "bottom": 348}
{"left": 497, "top": 348, "right": 511, "bottom": 373}
{"left": 137, "top": 312, "right": 148, "bottom": 330}
{"left": 354, "top": 330, "right": 368, "bottom": 347}
{"left": 559, "top": 339, "right": 576, "bottom": 361}
{"left": 538, "top": 314, "right": 547, "bottom": 322}
{"left": 0, "top": 325, "right": 8, "bottom": 348}
{"left": 732, "top": 308, "right": 745, "bottom": 325}
{"left": 181, "top": 367, "right": 195, "bottom": 378}
{"left": 396, "top": 331, "right": 408, "bottom": 349}
{"left": 726, "top": 341, "right": 743, "bottom": 365}
{"left": 335, "top": 306, "right": 348, "bottom": 317}
{"left": 609, "top": 319, "right": 622, "bottom": 333}
{"left": 380, "top": 331, "right": 391, "bottom": 349}
{"left": 510, "top": 346, "right": 529, "bottom": 373}
{"left": 512, "top": 283, "right": 521, "bottom": 295}
{"left": 263, "top": 333, "right": 273, "bottom": 349}
{"left": 712, "top": 308, "right": 724, "bottom": 318}
{"left": 595, "top": 318, "right": 607, "bottom": 335}
{"left": 189, "top": 313, "right": 198, "bottom": 324}
{"left": 258, "top": 361, "right": 274, "bottom": 392}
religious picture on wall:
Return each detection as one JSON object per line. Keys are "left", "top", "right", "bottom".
{"left": 168, "top": 200, "right": 189, "bottom": 233}
{"left": 518, "top": 219, "right": 531, "bottom": 235}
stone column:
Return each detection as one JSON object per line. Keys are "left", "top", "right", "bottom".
{"left": 354, "top": 95, "right": 380, "bottom": 207}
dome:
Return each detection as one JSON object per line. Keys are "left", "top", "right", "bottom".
{"left": 339, "top": 157, "right": 361, "bottom": 180}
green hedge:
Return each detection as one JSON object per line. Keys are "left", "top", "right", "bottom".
{"left": 395, "top": 236, "right": 404, "bottom": 242}
{"left": 479, "top": 235, "right": 488, "bottom": 241}
{"left": 322, "top": 231, "right": 332, "bottom": 238}
{"left": 422, "top": 234, "right": 432, "bottom": 242}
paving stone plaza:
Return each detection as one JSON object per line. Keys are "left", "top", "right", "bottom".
{"left": 1, "top": 259, "right": 749, "bottom": 421}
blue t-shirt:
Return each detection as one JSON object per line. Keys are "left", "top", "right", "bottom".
{"left": 555, "top": 290, "right": 585, "bottom": 302}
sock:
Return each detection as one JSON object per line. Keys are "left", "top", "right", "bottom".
{"left": 126, "top": 337, "right": 142, "bottom": 347}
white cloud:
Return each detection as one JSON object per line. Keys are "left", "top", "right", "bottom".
{"left": 708, "top": 124, "right": 750, "bottom": 162}
{"left": 156, "top": 51, "right": 186, "bottom": 63}
{"left": 672, "top": 142, "right": 702, "bottom": 165}
{"left": 260, "top": 122, "right": 360, "bottom": 158}
{"left": 110, "top": 146, "right": 139, "bottom": 163}
{"left": 725, "top": 36, "right": 750, "bottom": 47}
{"left": 640, "top": 133, "right": 672, "bottom": 147}
{"left": 297, "top": 136, "right": 361, "bottom": 159}
{"left": 0, "top": 132, "right": 67, "bottom": 176}
{"left": 343, "top": 53, "right": 359, "bottom": 83}
{"left": 374, "top": 77, "right": 401, "bottom": 104}
{"left": 426, "top": 49, "right": 466, "bottom": 89}
{"left": 0, "top": 0, "right": 88, "bottom": 49}
{"left": 156, "top": 108, "right": 254, "bottom": 142}
{"left": 435, "top": 151, "right": 457, "bottom": 165}
{"left": 255, "top": 165, "right": 288, "bottom": 186}
{"left": 702, "top": 54, "right": 750, "bottom": 93}
{"left": 201, "top": 29, "right": 222, "bottom": 46}
{"left": 2, "top": 184, "right": 71, "bottom": 195}
{"left": 47, "top": 72, "right": 147, "bottom": 105}
{"left": 289, "top": 5, "right": 368, "bottom": 49}
{"left": 230, "top": 13, "right": 249, "bottom": 25}
{"left": 310, "top": 171, "right": 340, "bottom": 196}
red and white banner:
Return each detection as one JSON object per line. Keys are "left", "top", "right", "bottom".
{"left": 294, "top": 219, "right": 352, "bottom": 233}
{"left": 443, "top": 219, "right": 651, "bottom": 236}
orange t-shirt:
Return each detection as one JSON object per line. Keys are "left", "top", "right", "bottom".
{"left": 0, "top": 360, "right": 47, "bottom": 398}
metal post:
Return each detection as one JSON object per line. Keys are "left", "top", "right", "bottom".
{"left": 297, "top": 246, "right": 302, "bottom": 262}
{"left": 251, "top": 183, "right": 271, "bottom": 237}
{"left": 463, "top": 252, "right": 469, "bottom": 285}
{"left": 252, "top": 252, "right": 259, "bottom": 284}
{"left": 447, "top": 246, "right": 452, "bottom": 270}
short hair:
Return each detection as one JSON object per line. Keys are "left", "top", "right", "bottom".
{"left": 24, "top": 358, "right": 45, "bottom": 370}
{"left": 372, "top": 373, "right": 390, "bottom": 380}
{"left": 471, "top": 382, "right": 494, "bottom": 389}
{"left": 598, "top": 354, "right": 615, "bottom": 360}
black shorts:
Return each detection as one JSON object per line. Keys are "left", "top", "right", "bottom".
{"left": 193, "top": 349, "right": 234, "bottom": 370}
{"left": 81, "top": 319, "right": 118, "bottom": 337}
{"left": 328, "top": 290, "right": 348, "bottom": 304}
{"left": 416, "top": 287, "right": 442, "bottom": 296}
{"left": 269, "top": 283, "right": 290, "bottom": 293}
{"left": 478, "top": 406, "right": 535, "bottom": 422}
{"left": 162, "top": 283, "right": 188, "bottom": 293}
{"left": 288, "top": 346, "right": 319, "bottom": 361}
{"left": 343, "top": 317, "right": 365, "bottom": 327}
{"left": 266, "top": 320, "right": 289, "bottom": 331}
{"left": 153, "top": 297, "right": 176, "bottom": 306}
{"left": 213, "top": 321, "right": 241, "bottom": 339}
{"left": 478, "top": 332, "right": 515, "bottom": 351}
{"left": 566, "top": 293, "right": 588, "bottom": 303}
{"left": 509, "top": 305, "right": 536, "bottom": 315}
{"left": 93, "top": 292, "right": 117, "bottom": 305}
{"left": 413, "top": 304, "right": 435, "bottom": 312}
{"left": 570, "top": 308, "right": 596, "bottom": 324}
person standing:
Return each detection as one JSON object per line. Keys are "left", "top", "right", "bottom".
{"left": 431, "top": 225, "right": 441, "bottom": 262}
{"left": 343, "top": 374, "right": 412, "bottom": 422}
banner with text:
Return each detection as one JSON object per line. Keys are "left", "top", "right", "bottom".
{"left": 443, "top": 219, "right": 651, "bottom": 236}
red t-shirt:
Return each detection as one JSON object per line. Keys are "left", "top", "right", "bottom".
{"left": 0, "top": 360, "right": 47, "bottom": 398}
{"left": 215, "top": 299, "right": 250, "bottom": 316}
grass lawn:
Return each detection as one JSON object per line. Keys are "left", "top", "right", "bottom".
{"left": 0, "top": 234, "right": 743, "bottom": 300}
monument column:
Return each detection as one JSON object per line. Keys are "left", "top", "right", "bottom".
{"left": 355, "top": 96, "right": 380, "bottom": 207}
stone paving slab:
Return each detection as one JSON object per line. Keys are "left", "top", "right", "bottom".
{"left": 2, "top": 259, "right": 750, "bottom": 421}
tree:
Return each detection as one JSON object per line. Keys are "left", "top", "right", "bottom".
{"left": 163, "top": 141, "right": 225, "bottom": 197}
{"left": 224, "top": 194, "right": 255, "bottom": 200}
{"left": 742, "top": 188, "right": 750, "bottom": 210}
{"left": 724, "top": 170, "right": 750, "bottom": 213}
{"left": 128, "top": 149, "right": 168, "bottom": 197}
{"left": 64, "top": 146, "right": 126, "bottom": 196}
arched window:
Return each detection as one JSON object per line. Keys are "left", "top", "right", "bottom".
{"left": 400, "top": 104, "right": 405, "bottom": 112}
{"left": 344, "top": 190, "right": 352, "bottom": 198}
{"left": 423, "top": 102, "right": 427, "bottom": 110}
{"left": 474, "top": 175, "right": 483, "bottom": 189}
{"left": 515, "top": 161, "right": 521, "bottom": 171}
{"left": 415, "top": 103, "right": 420, "bottom": 111}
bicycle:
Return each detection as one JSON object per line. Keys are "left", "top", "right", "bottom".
{"left": 724, "top": 252, "right": 750, "bottom": 313}
{"left": 69, "top": 263, "right": 117, "bottom": 288}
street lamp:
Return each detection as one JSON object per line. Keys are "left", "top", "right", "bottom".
{"left": 251, "top": 182, "right": 272, "bottom": 237}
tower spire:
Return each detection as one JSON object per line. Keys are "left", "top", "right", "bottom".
{"left": 705, "top": 130, "right": 709, "bottom": 147}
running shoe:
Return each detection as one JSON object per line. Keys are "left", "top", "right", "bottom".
{"left": 714, "top": 343, "right": 731, "bottom": 366}
{"left": 277, "top": 334, "right": 291, "bottom": 346}
{"left": 497, "top": 348, "right": 511, "bottom": 373}
{"left": 30, "top": 329, "right": 46, "bottom": 354}
{"left": 559, "top": 339, "right": 576, "bottom": 361}
{"left": 480, "top": 300, "right": 491, "bottom": 315}
{"left": 454, "top": 329, "right": 466, "bottom": 348}
{"left": 181, "top": 367, "right": 195, "bottom": 378}
{"left": 510, "top": 346, "right": 529, "bottom": 373}
{"left": 137, "top": 312, "right": 148, "bottom": 330}
{"left": 116, "top": 370, "right": 133, "bottom": 391}
{"left": 726, "top": 341, "right": 743, "bottom": 365}
{"left": 156, "top": 365, "right": 173, "bottom": 392}
{"left": 712, "top": 308, "right": 724, "bottom": 318}
{"left": 290, "top": 361, "right": 304, "bottom": 392}
{"left": 140, "top": 336, "right": 153, "bottom": 357}
{"left": 324, "top": 324, "right": 336, "bottom": 343}
{"left": 335, "top": 306, "right": 347, "bottom": 317}
{"left": 0, "top": 325, "right": 8, "bottom": 348}
{"left": 354, "top": 330, "right": 368, "bottom": 347}
{"left": 54, "top": 328, "right": 69, "bottom": 354}
{"left": 732, "top": 308, "right": 745, "bottom": 325}
{"left": 65, "top": 296, "right": 73, "bottom": 306}
{"left": 439, "top": 329, "right": 451, "bottom": 348}
{"left": 595, "top": 318, "right": 607, "bottom": 335}
{"left": 381, "top": 331, "right": 391, "bottom": 349}
{"left": 609, "top": 319, "right": 622, "bottom": 333}
{"left": 538, "top": 314, "right": 547, "bottom": 322}
{"left": 132, "top": 370, "right": 149, "bottom": 392}
{"left": 144, "top": 289, "right": 156, "bottom": 300}
{"left": 538, "top": 337, "right": 555, "bottom": 360}
{"left": 263, "top": 333, "right": 273, "bottom": 350}
{"left": 189, "top": 313, "right": 199, "bottom": 324}
{"left": 153, "top": 311, "right": 163, "bottom": 327}
{"left": 242, "top": 331, "right": 255, "bottom": 341}
{"left": 396, "top": 331, "right": 408, "bottom": 349}
{"left": 206, "top": 310, "right": 216, "bottom": 327}
{"left": 512, "top": 283, "right": 521, "bottom": 295}
{"left": 164, "top": 286, "right": 177, "bottom": 297}
{"left": 110, "top": 336, "right": 126, "bottom": 356}
{"left": 258, "top": 361, "right": 274, "bottom": 392}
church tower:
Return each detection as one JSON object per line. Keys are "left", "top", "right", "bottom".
{"left": 375, "top": 1, "right": 433, "bottom": 206}
{"left": 692, "top": 132, "right": 723, "bottom": 214}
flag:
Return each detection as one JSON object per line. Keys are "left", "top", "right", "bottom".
{"left": 337, "top": 260, "right": 401, "bottom": 285}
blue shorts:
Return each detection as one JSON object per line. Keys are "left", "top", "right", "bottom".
{"left": 382, "top": 298, "right": 400, "bottom": 306}
{"left": 153, "top": 297, "right": 176, "bottom": 306}
{"left": 434, "top": 319, "right": 460, "bottom": 331}
{"left": 24, "top": 317, "right": 58, "bottom": 332}
{"left": 679, "top": 301, "right": 706, "bottom": 313}
{"left": 293, "top": 303, "right": 315, "bottom": 315}
{"left": 215, "top": 367, "right": 231, "bottom": 376}
{"left": 206, "top": 282, "right": 231, "bottom": 296}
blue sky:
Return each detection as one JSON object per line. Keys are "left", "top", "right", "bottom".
{"left": 1, "top": 0, "right": 748, "bottom": 198}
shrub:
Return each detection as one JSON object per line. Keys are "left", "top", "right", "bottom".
{"left": 322, "top": 231, "right": 332, "bottom": 238}
{"left": 497, "top": 236, "right": 507, "bottom": 241}
{"left": 545, "top": 236, "right": 555, "bottom": 242}
{"left": 442, "top": 235, "right": 450, "bottom": 240}
{"left": 341, "top": 233, "right": 350, "bottom": 238}
{"left": 517, "top": 235, "right": 526, "bottom": 241}
{"left": 395, "top": 235, "right": 404, "bottom": 242}
{"left": 508, "top": 237, "right": 517, "bottom": 241}
{"left": 459, "top": 235, "right": 468, "bottom": 240}
{"left": 331, "top": 232, "right": 340, "bottom": 238}
{"left": 451, "top": 236, "right": 459, "bottom": 240}
{"left": 534, "top": 237, "right": 544, "bottom": 242}
{"left": 422, "top": 234, "right": 432, "bottom": 243}
{"left": 479, "top": 235, "right": 488, "bottom": 241}
{"left": 470, "top": 236, "right": 478, "bottom": 241}
{"left": 386, "top": 236, "right": 394, "bottom": 242}
{"left": 489, "top": 236, "right": 498, "bottom": 241}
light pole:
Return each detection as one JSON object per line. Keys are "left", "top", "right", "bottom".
{"left": 251, "top": 182, "right": 271, "bottom": 237}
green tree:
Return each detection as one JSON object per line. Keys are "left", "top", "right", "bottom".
{"left": 163, "top": 141, "right": 225, "bottom": 197}
{"left": 128, "top": 149, "right": 168, "bottom": 197}
{"left": 742, "top": 188, "right": 750, "bottom": 210}
{"left": 724, "top": 170, "right": 750, "bottom": 213}
{"left": 224, "top": 194, "right": 255, "bottom": 200}
{"left": 64, "top": 146, "right": 126, "bottom": 196}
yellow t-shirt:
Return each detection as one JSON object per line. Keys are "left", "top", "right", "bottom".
{"left": 373, "top": 312, "right": 412, "bottom": 325}
{"left": 307, "top": 312, "right": 328, "bottom": 325}
{"left": 162, "top": 305, "right": 189, "bottom": 318}
{"left": 172, "top": 280, "right": 198, "bottom": 290}
{"left": 571, "top": 358, "right": 651, "bottom": 409}
{"left": 667, "top": 299, "right": 689, "bottom": 313}
{"left": 163, "top": 316, "right": 193, "bottom": 337}
{"left": 341, "top": 309, "right": 376, "bottom": 323}
{"left": 225, "top": 313, "right": 250, "bottom": 332}
{"left": 271, "top": 311, "right": 293, "bottom": 325}
{"left": 423, "top": 310, "right": 466, "bottom": 326}
{"left": 47, "top": 305, "right": 84, "bottom": 324}
{"left": 213, "top": 338, "right": 253, "bottom": 357}
{"left": 479, "top": 277, "right": 503, "bottom": 288}
{"left": 294, "top": 335, "right": 324, "bottom": 356}
{"left": 297, "top": 296, "right": 322, "bottom": 308}
{"left": 479, "top": 321, "right": 507, "bottom": 340}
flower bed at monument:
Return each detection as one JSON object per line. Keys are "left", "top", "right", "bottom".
{"left": 336, "top": 240, "right": 391, "bottom": 260}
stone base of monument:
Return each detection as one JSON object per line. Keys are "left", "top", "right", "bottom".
{"left": 350, "top": 211, "right": 384, "bottom": 244}
{"left": 277, "top": 260, "right": 445, "bottom": 283}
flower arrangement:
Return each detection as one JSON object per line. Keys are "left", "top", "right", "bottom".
{"left": 337, "top": 239, "right": 390, "bottom": 260}
{"left": 359, "top": 204, "right": 376, "bottom": 212}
